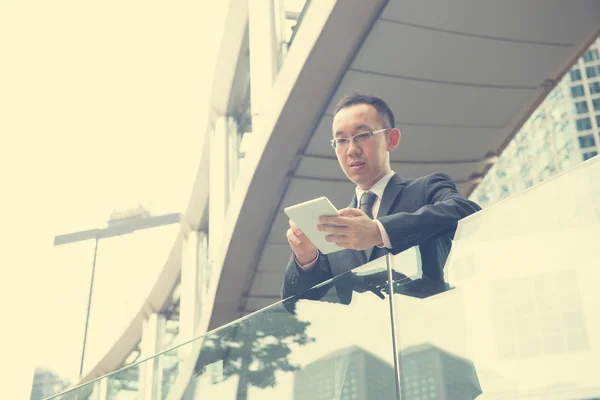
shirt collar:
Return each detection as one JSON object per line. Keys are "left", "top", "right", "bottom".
{"left": 355, "top": 170, "right": 396, "bottom": 203}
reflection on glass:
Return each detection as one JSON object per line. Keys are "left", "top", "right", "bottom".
{"left": 48, "top": 262, "right": 398, "bottom": 400}
{"left": 30, "top": 368, "right": 72, "bottom": 400}
{"left": 425, "top": 157, "right": 600, "bottom": 398}
{"left": 192, "top": 307, "right": 314, "bottom": 399}
{"left": 187, "top": 263, "right": 397, "bottom": 400}
{"left": 294, "top": 346, "right": 395, "bottom": 399}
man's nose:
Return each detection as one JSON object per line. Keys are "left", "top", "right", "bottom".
{"left": 346, "top": 139, "right": 361, "bottom": 156}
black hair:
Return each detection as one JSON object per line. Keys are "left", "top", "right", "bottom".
{"left": 333, "top": 92, "right": 395, "bottom": 129}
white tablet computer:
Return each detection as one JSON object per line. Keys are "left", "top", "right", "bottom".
{"left": 284, "top": 197, "right": 342, "bottom": 254}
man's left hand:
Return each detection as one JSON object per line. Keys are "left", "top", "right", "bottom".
{"left": 317, "top": 208, "right": 382, "bottom": 250}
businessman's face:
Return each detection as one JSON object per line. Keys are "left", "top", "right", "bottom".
{"left": 332, "top": 103, "right": 400, "bottom": 190}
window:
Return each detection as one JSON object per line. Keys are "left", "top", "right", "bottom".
{"left": 593, "top": 98, "right": 600, "bottom": 111}
{"left": 571, "top": 85, "right": 585, "bottom": 98}
{"left": 586, "top": 65, "right": 600, "bottom": 78}
{"left": 590, "top": 82, "right": 600, "bottom": 94}
{"left": 597, "top": 115, "right": 600, "bottom": 127}
{"left": 570, "top": 69, "right": 582, "bottom": 81}
{"left": 578, "top": 134, "right": 596, "bottom": 148}
{"left": 574, "top": 101, "right": 589, "bottom": 114}
{"left": 583, "top": 151, "right": 598, "bottom": 161}
{"left": 576, "top": 117, "right": 592, "bottom": 131}
{"left": 583, "top": 49, "right": 600, "bottom": 63}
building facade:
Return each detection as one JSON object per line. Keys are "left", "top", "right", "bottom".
{"left": 568, "top": 37, "right": 600, "bottom": 160}
{"left": 471, "top": 37, "right": 600, "bottom": 208}
{"left": 293, "top": 346, "right": 396, "bottom": 400}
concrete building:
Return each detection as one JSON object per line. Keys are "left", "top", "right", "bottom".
{"left": 293, "top": 346, "right": 395, "bottom": 400}
{"left": 399, "top": 344, "right": 481, "bottom": 400}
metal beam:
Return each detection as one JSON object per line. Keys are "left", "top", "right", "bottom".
{"left": 54, "top": 213, "right": 181, "bottom": 245}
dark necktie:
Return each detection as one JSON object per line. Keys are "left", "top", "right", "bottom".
{"left": 359, "top": 191, "right": 378, "bottom": 219}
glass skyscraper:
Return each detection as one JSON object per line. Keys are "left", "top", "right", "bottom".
{"left": 471, "top": 37, "right": 600, "bottom": 208}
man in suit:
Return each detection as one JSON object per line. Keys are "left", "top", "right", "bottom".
{"left": 281, "top": 93, "right": 481, "bottom": 300}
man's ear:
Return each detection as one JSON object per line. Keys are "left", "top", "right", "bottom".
{"left": 387, "top": 128, "right": 400, "bottom": 152}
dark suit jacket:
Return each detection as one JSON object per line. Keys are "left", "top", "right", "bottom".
{"left": 281, "top": 172, "right": 481, "bottom": 300}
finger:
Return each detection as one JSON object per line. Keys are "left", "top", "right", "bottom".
{"left": 325, "top": 234, "right": 362, "bottom": 249}
{"left": 325, "top": 234, "right": 348, "bottom": 243}
{"left": 317, "top": 224, "right": 348, "bottom": 234}
{"left": 318, "top": 216, "right": 348, "bottom": 226}
{"left": 324, "top": 235, "right": 350, "bottom": 249}
{"left": 288, "top": 221, "right": 303, "bottom": 236}
{"left": 338, "top": 207, "right": 365, "bottom": 217}
{"left": 286, "top": 229, "right": 301, "bottom": 245}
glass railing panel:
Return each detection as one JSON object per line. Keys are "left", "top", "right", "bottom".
{"left": 48, "top": 255, "right": 400, "bottom": 400}
{"left": 391, "top": 157, "right": 600, "bottom": 399}
{"left": 185, "top": 256, "right": 399, "bottom": 400}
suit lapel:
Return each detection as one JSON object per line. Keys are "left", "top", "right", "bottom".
{"left": 366, "top": 173, "right": 407, "bottom": 261}
{"left": 376, "top": 173, "right": 407, "bottom": 219}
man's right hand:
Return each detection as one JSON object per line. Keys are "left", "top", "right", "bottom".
{"left": 286, "top": 219, "right": 318, "bottom": 265}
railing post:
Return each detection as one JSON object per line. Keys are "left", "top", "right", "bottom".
{"left": 386, "top": 253, "right": 403, "bottom": 400}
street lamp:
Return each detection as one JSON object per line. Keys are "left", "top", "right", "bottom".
{"left": 53, "top": 211, "right": 181, "bottom": 377}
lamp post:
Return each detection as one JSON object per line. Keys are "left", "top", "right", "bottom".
{"left": 53, "top": 211, "right": 181, "bottom": 377}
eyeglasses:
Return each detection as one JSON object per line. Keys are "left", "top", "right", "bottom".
{"left": 329, "top": 128, "right": 390, "bottom": 149}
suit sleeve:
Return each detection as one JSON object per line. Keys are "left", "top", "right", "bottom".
{"left": 378, "top": 173, "right": 481, "bottom": 254}
{"left": 281, "top": 252, "right": 333, "bottom": 300}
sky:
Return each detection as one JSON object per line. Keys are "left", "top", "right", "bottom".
{"left": 0, "top": 1, "right": 228, "bottom": 396}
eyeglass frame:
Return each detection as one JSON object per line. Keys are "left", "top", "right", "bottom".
{"left": 329, "top": 128, "right": 391, "bottom": 149}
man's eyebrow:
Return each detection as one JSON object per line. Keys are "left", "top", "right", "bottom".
{"left": 334, "top": 124, "right": 370, "bottom": 137}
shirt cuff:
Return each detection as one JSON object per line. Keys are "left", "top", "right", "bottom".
{"left": 295, "top": 252, "right": 319, "bottom": 271}
{"left": 374, "top": 219, "right": 392, "bottom": 249}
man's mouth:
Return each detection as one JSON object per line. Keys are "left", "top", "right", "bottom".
{"left": 349, "top": 161, "right": 365, "bottom": 169}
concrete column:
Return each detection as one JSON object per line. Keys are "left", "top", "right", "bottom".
{"left": 228, "top": 116, "right": 240, "bottom": 195}
{"left": 209, "top": 118, "right": 229, "bottom": 264}
{"left": 139, "top": 313, "right": 166, "bottom": 400}
{"left": 248, "top": 0, "right": 279, "bottom": 133}
{"left": 197, "top": 231, "right": 210, "bottom": 297}
{"left": 180, "top": 231, "right": 201, "bottom": 348}
{"left": 91, "top": 378, "right": 108, "bottom": 400}
{"left": 272, "top": 0, "right": 289, "bottom": 65}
